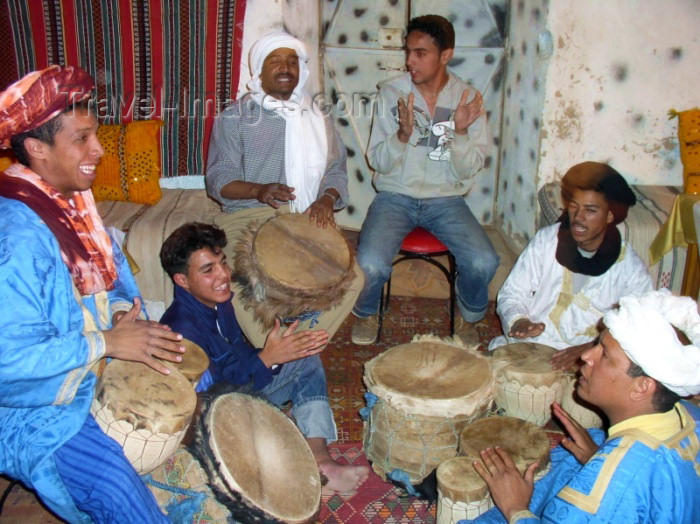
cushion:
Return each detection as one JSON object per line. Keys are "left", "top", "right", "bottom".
{"left": 93, "top": 120, "right": 164, "bottom": 205}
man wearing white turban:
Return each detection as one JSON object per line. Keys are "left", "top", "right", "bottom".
{"left": 466, "top": 289, "right": 700, "bottom": 523}
{"left": 204, "top": 31, "right": 368, "bottom": 494}
{"left": 206, "top": 30, "right": 363, "bottom": 349}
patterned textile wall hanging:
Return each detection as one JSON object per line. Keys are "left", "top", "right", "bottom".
{"left": 1, "top": 0, "right": 246, "bottom": 177}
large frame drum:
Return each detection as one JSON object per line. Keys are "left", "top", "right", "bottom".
{"left": 363, "top": 336, "right": 495, "bottom": 483}
{"left": 191, "top": 392, "right": 321, "bottom": 523}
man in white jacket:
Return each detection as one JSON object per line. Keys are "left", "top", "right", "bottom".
{"left": 490, "top": 162, "right": 653, "bottom": 370}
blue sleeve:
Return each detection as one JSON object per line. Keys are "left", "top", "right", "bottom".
{"left": 160, "top": 306, "right": 273, "bottom": 390}
{"left": 0, "top": 206, "right": 104, "bottom": 408}
{"left": 106, "top": 236, "right": 143, "bottom": 317}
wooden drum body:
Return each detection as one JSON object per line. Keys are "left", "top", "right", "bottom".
{"left": 91, "top": 359, "right": 196, "bottom": 474}
{"left": 363, "top": 337, "right": 495, "bottom": 483}
{"left": 192, "top": 392, "right": 321, "bottom": 523}
{"left": 492, "top": 342, "right": 566, "bottom": 425}
{"left": 234, "top": 213, "right": 355, "bottom": 328}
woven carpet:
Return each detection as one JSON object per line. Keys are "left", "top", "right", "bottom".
{"left": 0, "top": 297, "right": 505, "bottom": 523}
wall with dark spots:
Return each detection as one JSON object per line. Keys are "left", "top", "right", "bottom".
{"left": 495, "top": 0, "right": 550, "bottom": 251}
{"left": 538, "top": 0, "right": 699, "bottom": 192}
{"left": 321, "top": 0, "right": 508, "bottom": 230}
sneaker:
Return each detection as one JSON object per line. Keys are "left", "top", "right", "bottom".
{"left": 455, "top": 316, "right": 481, "bottom": 347}
{"left": 351, "top": 314, "right": 379, "bottom": 345}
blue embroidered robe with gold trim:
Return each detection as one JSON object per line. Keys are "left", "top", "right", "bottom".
{"left": 0, "top": 197, "right": 140, "bottom": 522}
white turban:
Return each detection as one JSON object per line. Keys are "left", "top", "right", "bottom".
{"left": 604, "top": 289, "right": 700, "bottom": 397}
{"left": 245, "top": 31, "right": 327, "bottom": 214}
{"left": 246, "top": 30, "right": 310, "bottom": 105}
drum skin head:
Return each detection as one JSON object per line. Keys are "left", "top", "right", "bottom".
{"left": 365, "top": 341, "right": 493, "bottom": 409}
{"left": 206, "top": 393, "right": 320, "bottom": 523}
{"left": 254, "top": 213, "right": 351, "bottom": 289}
{"left": 96, "top": 359, "right": 196, "bottom": 435}
{"left": 492, "top": 342, "right": 559, "bottom": 375}
{"left": 234, "top": 213, "right": 356, "bottom": 328}
{"left": 165, "top": 338, "right": 210, "bottom": 385}
{"left": 458, "top": 416, "right": 550, "bottom": 474}
{"left": 437, "top": 456, "right": 489, "bottom": 502}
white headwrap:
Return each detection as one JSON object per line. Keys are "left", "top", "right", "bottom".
{"left": 604, "top": 289, "right": 700, "bottom": 397}
{"left": 246, "top": 31, "right": 327, "bottom": 213}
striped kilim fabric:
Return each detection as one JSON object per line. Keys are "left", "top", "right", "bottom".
{"left": 0, "top": 0, "right": 246, "bottom": 177}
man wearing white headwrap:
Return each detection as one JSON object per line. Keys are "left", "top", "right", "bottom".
{"left": 205, "top": 32, "right": 368, "bottom": 493}
{"left": 206, "top": 30, "right": 363, "bottom": 351}
{"left": 465, "top": 289, "right": 700, "bottom": 524}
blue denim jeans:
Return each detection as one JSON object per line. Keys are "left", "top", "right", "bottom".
{"left": 261, "top": 354, "right": 337, "bottom": 444}
{"left": 353, "top": 192, "right": 500, "bottom": 322}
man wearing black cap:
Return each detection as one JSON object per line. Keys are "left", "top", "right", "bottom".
{"left": 489, "top": 162, "right": 653, "bottom": 370}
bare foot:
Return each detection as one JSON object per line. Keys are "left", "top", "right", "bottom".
{"left": 318, "top": 460, "right": 369, "bottom": 495}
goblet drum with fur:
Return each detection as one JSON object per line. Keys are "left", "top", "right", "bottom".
{"left": 492, "top": 342, "right": 567, "bottom": 425}
{"left": 235, "top": 213, "right": 355, "bottom": 328}
{"left": 190, "top": 391, "right": 321, "bottom": 524}
{"left": 362, "top": 335, "right": 495, "bottom": 483}
{"left": 91, "top": 359, "right": 197, "bottom": 474}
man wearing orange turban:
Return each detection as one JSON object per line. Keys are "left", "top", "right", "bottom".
{"left": 0, "top": 66, "right": 183, "bottom": 523}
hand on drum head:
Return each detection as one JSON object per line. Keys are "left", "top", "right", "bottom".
{"left": 473, "top": 446, "right": 538, "bottom": 522}
{"left": 259, "top": 319, "right": 329, "bottom": 367}
{"left": 508, "top": 318, "right": 545, "bottom": 339}
{"left": 103, "top": 297, "right": 185, "bottom": 375}
{"left": 549, "top": 342, "right": 594, "bottom": 371}
{"left": 305, "top": 196, "right": 336, "bottom": 228}
{"left": 552, "top": 402, "right": 599, "bottom": 465}
{"left": 255, "top": 183, "right": 296, "bottom": 208}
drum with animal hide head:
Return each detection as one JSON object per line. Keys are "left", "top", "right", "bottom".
{"left": 91, "top": 359, "right": 197, "bottom": 473}
{"left": 362, "top": 335, "right": 495, "bottom": 483}
{"left": 191, "top": 391, "right": 321, "bottom": 523}
{"left": 492, "top": 342, "right": 567, "bottom": 425}
{"left": 160, "top": 338, "right": 210, "bottom": 388}
{"left": 458, "top": 416, "right": 551, "bottom": 476}
{"left": 436, "top": 456, "right": 492, "bottom": 523}
{"left": 438, "top": 416, "right": 550, "bottom": 523}
{"left": 235, "top": 213, "right": 355, "bottom": 329}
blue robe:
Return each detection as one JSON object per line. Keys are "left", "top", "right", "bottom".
{"left": 462, "top": 401, "right": 700, "bottom": 523}
{"left": 0, "top": 197, "right": 141, "bottom": 522}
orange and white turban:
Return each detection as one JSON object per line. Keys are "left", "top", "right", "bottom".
{"left": 0, "top": 65, "right": 94, "bottom": 149}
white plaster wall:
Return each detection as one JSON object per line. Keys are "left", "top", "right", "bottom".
{"left": 539, "top": 0, "right": 700, "bottom": 187}
{"left": 236, "top": 0, "right": 321, "bottom": 98}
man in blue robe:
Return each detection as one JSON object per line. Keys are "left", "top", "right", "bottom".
{"left": 465, "top": 289, "right": 700, "bottom": 523}
{"left": 0, "top": 66, "right": 184, "bottom": 522}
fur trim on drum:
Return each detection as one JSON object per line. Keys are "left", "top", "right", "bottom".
{"left": 234, "top": 215, "right": 356, "bottom": 329}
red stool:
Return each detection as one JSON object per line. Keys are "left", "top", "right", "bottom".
{"left": 378, "top": 227, "right": 456, "bottom": 340}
